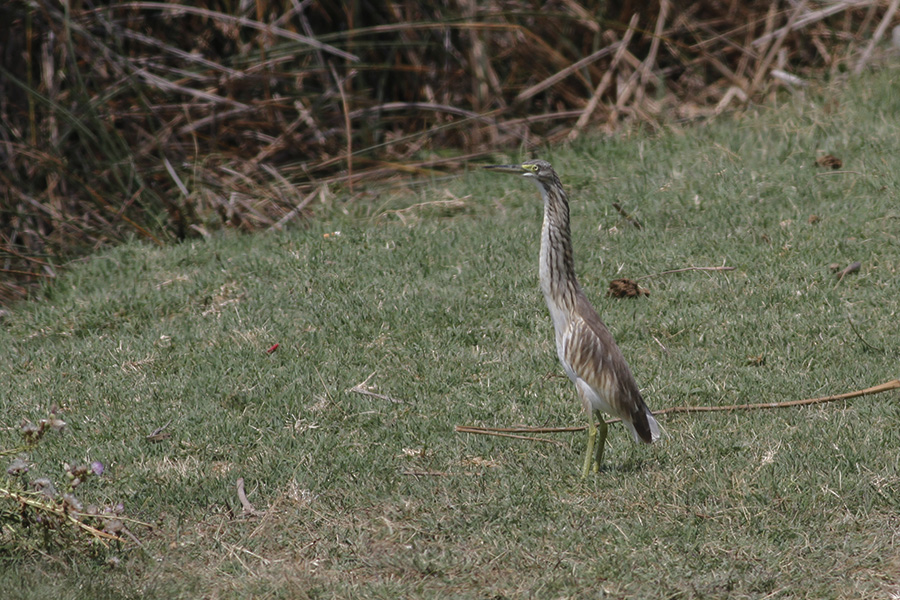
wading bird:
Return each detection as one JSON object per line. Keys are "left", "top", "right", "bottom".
{"left": 484, "top": 159, "right": 660, "bottom": 477}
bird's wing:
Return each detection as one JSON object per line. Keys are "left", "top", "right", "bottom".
{"left": 562, "top": 292, "right": 658, "bottom": 443}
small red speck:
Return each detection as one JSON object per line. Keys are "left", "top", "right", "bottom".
{"left": 266, "top": 343, "right": 279, "bottom": 354}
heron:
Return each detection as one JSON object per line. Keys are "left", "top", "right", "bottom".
{"left": 484, "top": 159, "right": 661, "bottom": 477}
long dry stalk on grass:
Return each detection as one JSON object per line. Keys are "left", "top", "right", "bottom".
{"left": 456, "top": 379, "right": 900, "bottom": 443}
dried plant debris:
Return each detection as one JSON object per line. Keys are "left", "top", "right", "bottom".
{"left": 612, "top": 202, "right": 643, "bottom": 229}
{"left": 835, "top": 261, "right": 862, "bottom": 281}
{"left": 146, "top": 421, "right": 173, "bottom": 442}
{"left": 816, "top": 154, "right": 843, "bottom": 169}
{"left": 5, "top": 1, "right": 900, "bottom": 303}
{"left": 19, "top": 415, "right": 67, "bottom": 443}
{"left": 607, "top": 278, "right": 650, "bottom": 298}
{"left": 2, "top": 411, "right": 149, "bottom": 553}
{"left": 745, "top": 354, "right": 766, "bottom": 366}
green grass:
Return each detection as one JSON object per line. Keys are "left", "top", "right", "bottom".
{"left": 2, "top": 69, "right": 900, "bottom": 599}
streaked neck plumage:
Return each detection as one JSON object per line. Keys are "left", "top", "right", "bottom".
{"left": 533, "top": 175, "right": 581, "bottom": 318}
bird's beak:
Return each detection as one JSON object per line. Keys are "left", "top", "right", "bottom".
{"left": 483, "top": 164, "right": 527, "bottom": 175}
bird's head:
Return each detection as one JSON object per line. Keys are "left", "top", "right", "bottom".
{"left": 483, "top": 158, "right": 557, "bottom": 184}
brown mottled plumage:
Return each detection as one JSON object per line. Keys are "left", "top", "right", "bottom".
{"left": 484, "top": 159, "right": 660, "bottom": 476}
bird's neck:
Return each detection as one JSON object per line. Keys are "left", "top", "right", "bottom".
{"left": 537, "top": 181, "right": 580, "bottom": 313}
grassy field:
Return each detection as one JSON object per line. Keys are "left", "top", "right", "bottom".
{"left": 2, "top": 68, "right": 899, "bottom": 599}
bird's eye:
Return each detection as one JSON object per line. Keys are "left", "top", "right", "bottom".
{"left": 523, "top": 164, "right": 538, "bottom": 173}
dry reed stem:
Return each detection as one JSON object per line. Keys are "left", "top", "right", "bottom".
{"left": 115, "top": 2, "right": 359, "bottom": 61}
{"left": 854, "top": 0, "right": 900, "bottom": 73}
{"left": 749, "top": 1, "right": 809, "bottom": 97}
{"left": 568, "top": 13, "right": 640, "bottom": 143}
{"left": 330, "top": 63, "right": 355, "bottom": 194}
{"left": 639, "top": 0, "right": 670, "bottom": 92}
{"left": 516, "top": 41, "right": 625, "bottom": 103}
{"left": 4, "top": 1, "right": 900, "bottom": 303}
{"left": 753, "top": 0, "right": 871, "bottom": 47}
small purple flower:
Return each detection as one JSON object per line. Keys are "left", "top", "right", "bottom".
{"left": 90, "top": 461, "right": 104, "bottom": 476}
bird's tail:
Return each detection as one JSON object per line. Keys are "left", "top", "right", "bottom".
{"left": 628, "top": 405, "right": 662, "bottom": 444}
{"left": 645, "top": 411, "right": 662, "bottom": 444}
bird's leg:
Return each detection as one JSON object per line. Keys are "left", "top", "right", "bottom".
{"left": 581, "top": 413, "right": 609, "bottom": 477}
{"left": 581, "top": 419, "right": 597, "bottom": 479}
{"left": 593, "top": 412, "right": 608, "bottom": 472}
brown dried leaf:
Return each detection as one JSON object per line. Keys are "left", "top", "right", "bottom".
{"left": 816, "top": 154, "right": 843, "bottom": 169}
{"left": 607, "top": 278, "right": 649, "bottom": 298}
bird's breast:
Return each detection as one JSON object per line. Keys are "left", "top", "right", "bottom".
{"left": 543, "top": 296, "right": 578, "bottom": 381}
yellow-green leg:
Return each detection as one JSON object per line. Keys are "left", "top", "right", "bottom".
{"left": 594, "top": 413, "right": 608, "bottom": 469}
{"left": 581, "top": 411, "right": 608, "bottom": 478}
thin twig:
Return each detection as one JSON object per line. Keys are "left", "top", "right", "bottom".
{"left": 377, "top": 198, "right": 467, "bottom": 224}
{"left": 614, "top": 0, "right": 670, "bottom": 120}
{"left": 652, "top": 335, "right": 670, "bottom": 354}
{"left": 815, "top": 170, "right": 863, "bottom": 177}
{"left": 847, "top": 316, "right": 885, "bottom": 352}
{"left": 655, "top": 379, "right": 900, "bottom": 415}
{"left": 349, "top": 373, "right": 407, "bottom": 404}
{"left": 454, "top": 426, "right": 568, "bottom": 446}
{"left": 612, "top": 202, "right": 642, "bottom": 229}
{"left": 135, "top": 68, "right": 249, "bottom": 109}
{"left": 146, "top": 420, "right": 172, "bottom": 442}
{"left": 236, "top": 477, "right": 263, "bottom": 517}
{"left": 457, "top": 425, "right": 585, "bottom": 434}
{"left": 0, "top": 268, "right": 54, "bottom": 278}
{"left": 638, "top": 265, "right": 735, "bottom": 280}
{"left": 121, "top": 526, "right": 145, "bottom": 548}
{"left": 348, "top": 101, "right": 495, "bottom": 124}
